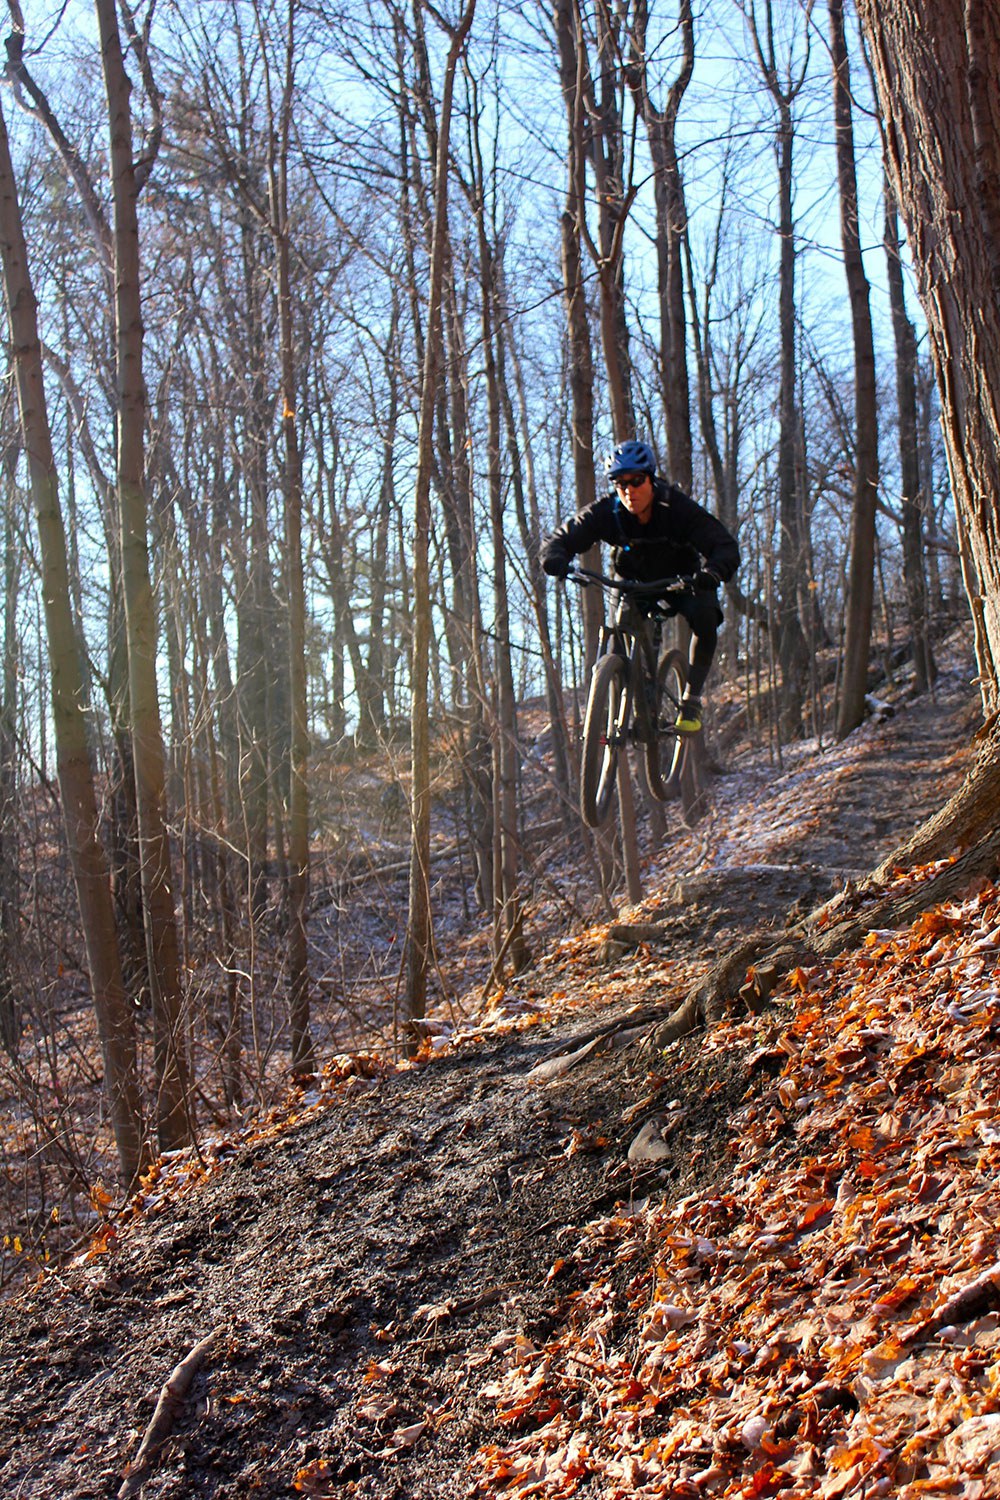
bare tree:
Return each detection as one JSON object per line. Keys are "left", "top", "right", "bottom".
{"left": 0, "top": 419, "right": 19, "bottom": 1053}
{"left": 406, "top": 0, "right": 478, "bottom": 1042}
{"left": 467, "top": 70, "right": 531, "bottom": 975}
{"left": 741, "top": 0, "right": 814, "bottom": 739}
{"left": 628, "top": 0, "right": 694, "bottom": 490}
{"left": 830, "top": 0, "right": 879, "bottom": 739}
{"left": 256, "top": 0, "right": 314, "bottom": 1072}
{"left": 0, "top": 91, "right": 145, "bottom": 1182}
{"left": 95, "top": 0, "right": 189, "bottom": 1148}
{"left": 882, "top": 176, "right": 934, "bottom": 692}
{"left": 552, "top": 0, "right": 602, "bottom": 667}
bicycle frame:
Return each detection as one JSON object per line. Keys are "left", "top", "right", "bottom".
{"left": 577, "top": 567, "right": 693, "bottom": 719}
{"left": 570, "top": 567, "right": 695, "bottom": 825}
{"left": 597, "top": 594, "right": 661, "bottom": 729}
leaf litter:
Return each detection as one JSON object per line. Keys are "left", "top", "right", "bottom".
{"left": 1, "top": 641, "right": 998, "bottom": 1498}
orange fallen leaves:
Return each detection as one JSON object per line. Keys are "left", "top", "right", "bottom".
{"left": 472, "top": 878, "right": 1000, "bottom": 1499}
{"left": 293, "top": 1457, "right": 335, "bottom": 1496}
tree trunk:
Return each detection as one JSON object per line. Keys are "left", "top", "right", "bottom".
{"left": 831, "top": 0, "right": 880, "bottom": 740}
{"left": 478, "top": 217, "right": 531, "bottom": 977}
{"left": 503, "top": 314, "right": 576, "bottom": 828}
{"left": 774, "top": 106, "right": 810, "bottom": 739}
{"left": 356, "top": 295, "right": 400, "bottom": 748}
{"left": 204, "top": 480, "right": 242, "bottom": 1108}
{"left": 0, "top": 433, "right": 19, "bottom": 1052}
{"left": 0, "top": 93, "right": 145, "bottom": 1183}
{"left": 629, "top": 0, "right": 694, "bottom": 490}
{"left": 406, "top": 0, "right": 478, "bottom": 1044}
{"left": 236, "top": 219, "right": 274, "bottom": 927}
{"left": 96, "top": 0, "right": 189, "bottom": 1151}
{"left": 859, "top": 0, "right": 1000, "bottom": 706}
{"left": 743, "top": 2, "right": 814, "bottom": 739}
{"left": 554, "top": 0, "right": 603, "bottom": 668}
{"left": 684, "top": 213, "right": 769, "bottom": 657}
{"left": 439, "top": 262, "right": 493, "bottom": 915}
{"left": 588, "top": 0, "right": 636, "bottom": 437}
{"left": 883, "top": 179, "right": 935, "bottom": 692}
{"left": 268, "top": 0, "right": 314, "bottom": 1075}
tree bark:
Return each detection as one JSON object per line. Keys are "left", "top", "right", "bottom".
{"left": 591, "top": 0, "right": 636, "bottom": 437}
{"left": 267, "top": 0, "right": 314, "bottom": 1074}
{"left": 0, "top": 429, "right": 18, "bottom": 1052}
{"left": 831, "top": 0, "right": 880, "bottom": 740}
{"left": 472, "top": 135, "right": 531, "bottom": 977}
{"left": 883, "top": 178, "right": 935, "bottom": 692}
{"left": 553, "top": 0, "right": 603, "bottom": 668}
{"left": 743, "top": 0, "right": 813, "bottom": 739}
{"left": 629, "top": 0, "right": 694, "bottom": 491}
{"left": 858, "top": 0, "right": 1000, "bottom": 712}
{"left": 503, "top": 312, "right": 576, "bottom": 829}
{"left": 405, "top": 0, "right": 478, "bottom": 1044}
{"left": 0, "top": 92, "right": 145, "bottom": 1182}
{"left": 96, "top": 0, "right": 189, "bottom": 1150}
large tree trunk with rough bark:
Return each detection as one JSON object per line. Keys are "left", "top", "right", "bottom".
{"left": 859, "top": 0, "right": 1000, "bottom": 708}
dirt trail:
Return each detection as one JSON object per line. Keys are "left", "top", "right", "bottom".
{"left": 0, "top": 643, "right": 981, "bottom": 1499}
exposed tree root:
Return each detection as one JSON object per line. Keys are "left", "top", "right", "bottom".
{"left": 117, "top": 1328, "right": 223, "bottom": 1499}
{"left": 524, "top": 1005, "right": 672, "bottom": 1080}
{"left": 650, "top": 729, "right": 1000, "bottom": 1050}
{"left": 526, "top": 726, "right": 1000, "bottom": 1078}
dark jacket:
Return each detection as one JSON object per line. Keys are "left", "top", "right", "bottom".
{"left": 541, "top": 478, "right": 739, "bottom": 587}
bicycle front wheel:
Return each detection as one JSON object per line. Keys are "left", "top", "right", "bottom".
{"left": 580, "top": 652, "right": 629, "bottom": 828}
{"left": 643, "top": 648, "right": 688, "bottom": 802}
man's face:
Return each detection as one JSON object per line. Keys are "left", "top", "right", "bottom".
{"left": 614, "top": 471, "right": 654, "bottom": 523}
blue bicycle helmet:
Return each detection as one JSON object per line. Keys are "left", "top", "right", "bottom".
{"left": 606, "top": 439, "right": 657, "bottom": 480}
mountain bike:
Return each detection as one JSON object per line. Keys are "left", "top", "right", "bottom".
{"left": 568, "top": 566, "right": 699, "bottom": 829}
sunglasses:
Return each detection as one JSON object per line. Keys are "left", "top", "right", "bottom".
{"left": 615, "top": 473, "right": 650, "bottom": 490}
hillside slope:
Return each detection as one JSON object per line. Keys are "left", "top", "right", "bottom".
{"left": 2, "top": 642, "right": 996, "bottom": 1500}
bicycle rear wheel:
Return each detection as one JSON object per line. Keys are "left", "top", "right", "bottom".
{"left": 580, "top": 652, "right": 629, "bottom": 828}
{"left": 643, "top": 648, "right": 689, "bottom": 802}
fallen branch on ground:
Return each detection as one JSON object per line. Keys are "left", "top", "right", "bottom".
{"left": 523, "top": 1005, "right": 672, "bottom": 1081}
{"left": 117, "top": 1327, "right": 224, "bottom": 1499}
{"left": 901, "top": 1262, "right": 1000, "bottom": 1349}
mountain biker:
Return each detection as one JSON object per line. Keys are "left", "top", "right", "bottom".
{"left": 541, "top": 439, "right": 740, "bottom": 733}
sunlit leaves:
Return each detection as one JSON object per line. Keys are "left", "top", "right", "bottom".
{"left": 472, "top": 880, "right": 1000, "bottom": 1497}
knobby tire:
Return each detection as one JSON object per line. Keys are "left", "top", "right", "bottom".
{"left": 642, "top": 648, "right": 689, "bottom": 803}
{"left": 580, "top": 653, "right": 629, "bottom": 828}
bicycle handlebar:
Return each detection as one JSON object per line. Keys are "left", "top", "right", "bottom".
{"left": 566, "top": 565, "right": 695, "bottom": 596}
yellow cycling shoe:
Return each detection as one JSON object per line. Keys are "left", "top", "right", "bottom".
{"left": 674, "top": 699, "right": 702, "bottom": 734}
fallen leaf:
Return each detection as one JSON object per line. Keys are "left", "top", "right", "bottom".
{"left": 378, "top": 1419, "right": 428, "bottom": 1456}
